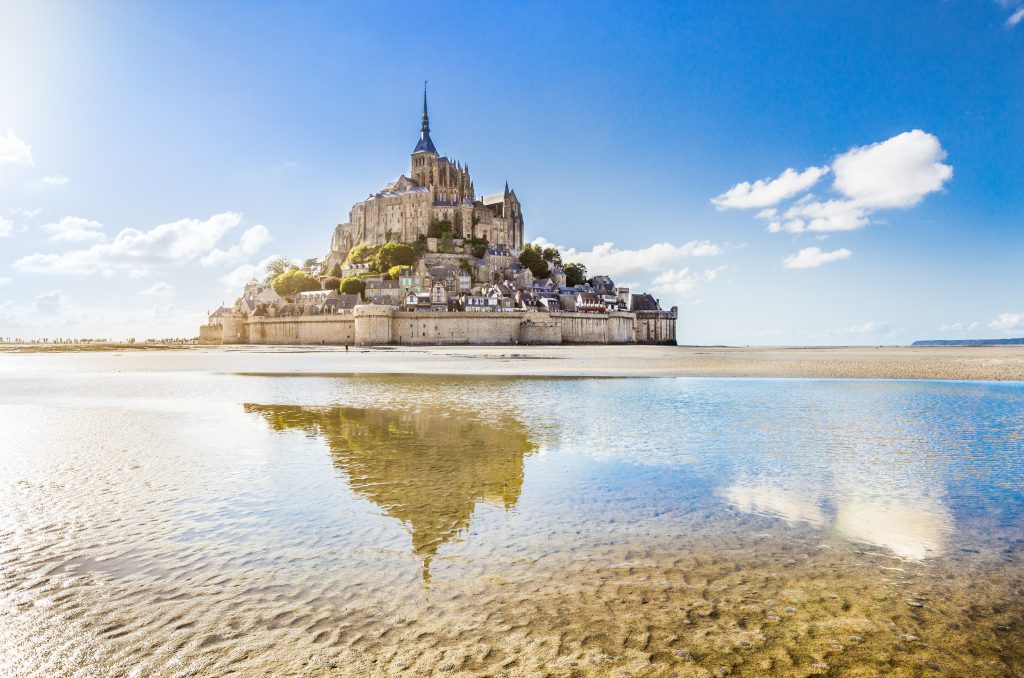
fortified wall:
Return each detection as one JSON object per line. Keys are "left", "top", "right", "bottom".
{"left": 201, "top": 306, "right": 677, "bottom": 346}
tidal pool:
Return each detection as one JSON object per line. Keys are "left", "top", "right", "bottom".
{"left": 1, "top": 362, "right": 1022, "bottom": 676}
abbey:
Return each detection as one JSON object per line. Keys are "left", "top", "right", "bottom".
{"left": 199, "top": 87, "right": 678, "bottom": 346}
{"left": 324, "top": 87, "right": 525, "bottom": 270}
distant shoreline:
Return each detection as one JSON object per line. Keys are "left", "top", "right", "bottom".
{"left": 2, "top": 343, "right": 1023, "bottom": 381}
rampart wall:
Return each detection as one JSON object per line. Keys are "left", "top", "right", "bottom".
{"left": 207, "top": 306, "right": 676, "bottom": 346}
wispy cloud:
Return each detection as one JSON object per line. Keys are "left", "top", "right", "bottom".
{"left": 712, "top": 166, "right": 829, "bottom": 210}
{"left": 219, "top": 254, "right": 290, "bottom": 291}
{"left": 14, "top": 212, "right": 247, "bottom": 277}
{"left": 781, "top": 246, "right": 851, "bottom": 269}
{"left": 998, "top": 0, "right": 1024, "bottom": 26}
{"left": 0, "top": 293, "right": 205, "bottom": 340}
{"left": 200, "top": 224, "right": 272, "bottom": 267}
{"left": 990, "top": 313, "right": 1024, "bottom": 333}
{"left": 531, "top": 237, "right": 724, "bottom": 281}
{"left": 649, "top": 266, "right": 727, "bottom": 301}
{"left": 0, "top": 129, "right": 33, "bottom": 165}
{"left": 40, "top": 174, "right": 70, "bottom": 186}
{"left": 826, "top": 321, "right": 895, "bottom": 337}
{"left": 41, "top": 216, "right": 106, "bottom": 243}
{"left": 938, "top": 321, "right": 980, "bottom": 332}
{"left": 139, "top": 281, "right": 176, "bottom": 298}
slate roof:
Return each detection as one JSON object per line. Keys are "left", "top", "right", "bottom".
{"left": 413, "top": 131, "right": 437, "bottom": 154}
{"left": 630, "top": 293, "right": 661, "bottom": 311}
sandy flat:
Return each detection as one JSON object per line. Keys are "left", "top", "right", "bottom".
{"left": 2, "top": 343, "right": 1023, "bottom": 381}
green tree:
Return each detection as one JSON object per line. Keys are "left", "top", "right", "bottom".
{"left": 272, "top": 269, "right": 320, "bottom": 295}
{"left": 459, "top": 258, "right": 473, "bottom": 275}
{"left": 563, "top": 262, "right": 588, "bottom": 287}
{"left": 470, "top": 240, "right": 488, "bottom": 258}
{"left": 322, "top": 276, "right": 342, "bottom": 292}
{"left": 541, "top": 247, "right": 562, "bottom": 266}
{"left": 373, "top": 242, "right": 417, "bottom": 272}
{"left": 518, "top": 243, "right": 550, "bottom": 279}
{"left": 345, "top": 243, "right": 376, "bottom": 265}
{"left": 340, "top": 276, "right": 366, "bottom": 299}
{"left": 427, "top": 220, "right": 453, "bottom": 239}
{"left": 440, "top": 231, "right": 454, "bottom": 254}
{"left": 264, "top": 257, "right": 296, "bottom": 283}
{"left": 303, "top": 257, "right": 322, "bottom": 276}
{"left": 387, "top": 265, "right": 405, "bottom": 280}
{"left": 328, "top": 262, "right": 343, "bottom": 277}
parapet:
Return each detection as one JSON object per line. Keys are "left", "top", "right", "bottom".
{"left": 353, "top": 304, "right": 396, "bottom": 318}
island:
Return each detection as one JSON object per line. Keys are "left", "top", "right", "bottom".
{"left": 199, "top": 87, "right": 677, "bottom": 346}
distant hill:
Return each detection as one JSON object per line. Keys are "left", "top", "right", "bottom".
{"left": 912, "top": 338, "right": 1024, "bottom": 346}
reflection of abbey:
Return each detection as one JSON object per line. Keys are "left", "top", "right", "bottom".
{"left": 200, "top": 87, "right": 677, "bottom": 346}
{"left": 245, "top": 402, "right": 535, "bottom": 581}
{"left": 325, "top": 88, "right": 524, "bottom": 269}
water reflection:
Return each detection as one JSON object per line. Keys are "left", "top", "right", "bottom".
{"left": 834, "top": 495, "right": 952, "bottom": 560}
{"left": 720, "top": 479, "right": 826, "bottom": 526}
{"left": 245, "top": 404, "right": 537, "bottom": 579}
{"left": 721, "top": 475, "right": 954, "bottom": 560}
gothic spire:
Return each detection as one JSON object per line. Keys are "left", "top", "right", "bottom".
{"left": 413, "top": 81, "right": 438, "bottom": 155}
{"left": 421, "top": 81, "right": 430, "bottom": 134}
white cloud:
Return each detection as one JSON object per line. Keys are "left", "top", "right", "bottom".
{"left": 0, "top": 277, "right": 11, "bottom": 286}
{"left": 938, "top": 321, "right": 980, "bottom": 332}
{"left": 40, "top": 174, "right": 70, "bottom": 186}
{"left": 200, "top": 224, "right": 272, "bottom": 267}
{"left": 139, "top": 281, "right": 176, "bottom": 298}
{"left": 219, "top": 254, "right": 287, "bottom": 291}
{"left": 715, "top": 130, "right": 952, "bottom": 239}
{"left": 14, "top": 212, "right": 244, "bottom": 276}
{"left": 0, "top": 294, "right": 206, "bottom": 341}
{"left": 827, "top": 321, "right": 895, "bottom": 337}
{"left": 777, "top": 199, "right": 870, "bottom": 233}
{"left": 649, "top": 266, "right": 726, "bottom": 301}
{"left": 832, "top": 130, "right": 952, "bottom": 209}
{"left": 41, "top": 216, "right": 106, "bottom": 243}
{"left": 34, "top": 290, "right": 68, "bottom": 316}
{"left": 0, "top": 216, "right": 12, "bottom": 238}
{"left": 711, "top": 166, "right": 829, "bottom": 210}
{"left": 781, "top": 246, "right": 852, "bottom": 269}
{"left": 990, "top": 313, "right": 1024, "bottom": 333}
{"left": 0, "top": 129, "right": 33, "bottom": 165}
{"left": 532, "top": 237, "right": 723, "bottom": 281}
{"left": 1003, "top": 1, "right": 1024, "bottom": 27}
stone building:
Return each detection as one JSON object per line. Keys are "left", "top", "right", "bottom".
{"left": 325, "top": 86, "right": 525, "bottom": 270}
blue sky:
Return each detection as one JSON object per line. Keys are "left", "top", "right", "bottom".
{"left": 1, "top": 0, "right": 1021, "bottom": 344}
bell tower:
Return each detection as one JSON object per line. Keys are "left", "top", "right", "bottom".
{"left": 411, "top": 82, "right": 438, "bottom": 186}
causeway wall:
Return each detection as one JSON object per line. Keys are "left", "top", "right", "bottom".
{"left": 200, "top": 306, "right": 677, "bottom": 346}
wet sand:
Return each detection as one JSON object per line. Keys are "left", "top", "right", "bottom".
{"left": 3, "top": 343, "right": 1022, "bottom": 381}
{"left": 2, "top": 364, "right": 1022, "bottom": 677}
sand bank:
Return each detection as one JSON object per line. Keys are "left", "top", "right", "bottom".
{"left": 2, "top": 343, "right": 1023, "bottom": 380}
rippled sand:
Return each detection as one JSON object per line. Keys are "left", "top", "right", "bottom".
{"left": 1, "top": 359, "right": 1022, "bottom": 676}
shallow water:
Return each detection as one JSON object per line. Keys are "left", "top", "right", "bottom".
{"left": 1, "top": 359, "right": 1022, "bottom": 676}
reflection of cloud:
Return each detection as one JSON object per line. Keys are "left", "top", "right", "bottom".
{"left": 721, "top": 481, "right": 826, "bottom": 527}
{"left": 721, "top": 477, "right": 953, "bottom": 561}
{"left": 835, "top": 497, "right": 952, "bottom": 561}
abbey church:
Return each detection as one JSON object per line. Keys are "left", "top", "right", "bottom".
{"left": 324, "top": 87, "right": 525, "bottom": 269}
